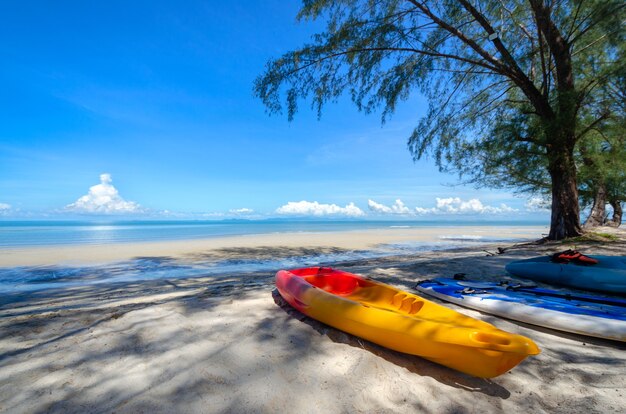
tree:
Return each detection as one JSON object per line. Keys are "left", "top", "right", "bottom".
{"left": 255, "top": 0, "right": 625, "bottom": 240}
{"left": 578, "top": 133, "right": 625, "bottom": 228}
{"left": 578, "top": 56, "right": 626, "bottom": 228}
{"left": 603, "top": 73, "right": 626, "bottom": 227}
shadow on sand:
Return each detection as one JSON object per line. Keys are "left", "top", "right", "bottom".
{"left": 1, "top": 240, "right": 625, "bottom": 413}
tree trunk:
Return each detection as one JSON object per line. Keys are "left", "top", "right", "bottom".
{"left": 547, "top": 143, "right": 583, "bottom": 240}
{"left": 607, "top": 199, "right": 622, "bottom": 228}
{"left": 583, "top": 183, "right": 607, "bottom": 229}
{"left": 530, "top": 3, "right": 581, "bottom": 240}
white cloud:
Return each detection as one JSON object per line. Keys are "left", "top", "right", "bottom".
{"left": 276, "top": 201, "right": 365, "bottom": 217}
{"left": 0, "top": 203, "right": 11, "bottom": 216}
{"left": 525, "top": 196, "right": 551, "bottom": 212}
{"left": 230, "top": 208, "right": 254, "bottom": 214}
{"left": 368, "top": 199, "right": 412, "bottom": 214}
{"left": 414, "top": 197, "right": 518, "bottom": 215}
{"left": 65, "top": 173, "right": 144, "bottom": 214}
{"left": 200, "top": 212, "right": 225, "bottom": 218}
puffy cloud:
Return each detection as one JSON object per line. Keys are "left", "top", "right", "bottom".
{"left": 366, "top": 197, "right": 518, "bottom": 216}
{"left": 276, "top": 201, "right": 365, "bottom": 217}
{"left": 525, "top": 196, "right": 551, "bottom": 212}
{"left": 65, "top": 174, "right": 143, "bottom": 214}
{"left": 368, "top": 199, "right": 412, "bottom": 214}
{"left": 415, "top": 197, "right": 518, "bottom": 215}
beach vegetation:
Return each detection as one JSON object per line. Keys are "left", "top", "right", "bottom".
{"left": 564, "top": 231, "right": 619, "bottom": 243}
{"left": 254, "top": 0, "right": 625, "bottom": 239}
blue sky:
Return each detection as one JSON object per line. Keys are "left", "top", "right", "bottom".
{"left": 0, "top": 1, "right": 548, "bottom": 220}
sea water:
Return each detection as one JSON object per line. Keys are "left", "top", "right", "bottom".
{"left": 0, "top": 219, "right": 544, "bottom": 293}
{"left": 0, "top": 219, "right": 544, "bottom": 248}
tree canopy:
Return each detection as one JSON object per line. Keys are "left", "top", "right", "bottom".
{"left": 255, "top": 0, "right": 625, "bottom": 238}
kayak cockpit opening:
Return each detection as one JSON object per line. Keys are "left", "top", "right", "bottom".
{"left": 304, "top": 273, "right": 363, "bottom": 295}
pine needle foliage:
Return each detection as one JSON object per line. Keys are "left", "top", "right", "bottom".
{"left": 254, "top": 0, "right": 625, "bottom": 238}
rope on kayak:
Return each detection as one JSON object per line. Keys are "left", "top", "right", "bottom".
{"left": 455, "top": 287, "right": 491, "bottom": 295}
{"left": 504, "top": 283, "right": 539, "bottom": 291}
{"left": 413, "top": 278, "right": 445, "bottom": 289}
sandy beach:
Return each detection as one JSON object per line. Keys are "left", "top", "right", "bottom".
{"left": 0, "top": 225, "right": 545, "bottom": 267}
{"left": 1, "top": 225, "right": 625, "bottom": 413}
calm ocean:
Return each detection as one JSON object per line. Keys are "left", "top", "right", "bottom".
{"left": 0, "top": 220, "right": 544, "bottom": 293}
{"left": 0, "top": 219, "right": 545, "bottom": 248}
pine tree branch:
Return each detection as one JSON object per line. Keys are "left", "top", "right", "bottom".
{"left": 407, "top": 0, "right": 553, "bottom": 118}
{"left": 576, "top": 111, "right": 611, "bottom": 140}
{"left": 529, "top": 0, "right": 574, "bottom": 92}
{"left": 458, "top": 0, "right": 552, "bottom": 118}
{"left": 406, "top": 1, "right": 508, "bottom": 73}
{"left": 287, "top": 46, "right": 501, "bottom": 78}
{"left": 569, "top": 3, "right": 626, "bottom": 45}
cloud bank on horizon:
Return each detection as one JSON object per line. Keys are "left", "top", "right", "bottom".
{"left": 65, "top": 174, "right": 144, "bottom": 214}
{"left": 413, "top": 197, "right": 517, "bottom": 215}
{"left": 524, "top": 196, "right": 551, "bottom": 212}
{"left": 368, "top": 199, "right": 411, "bottom": 214}
{"left": 274, "top": 197, "right": 523, "bottom": 217}
{"left": 229, "top": 208, "right": 255, "bottom": 214}
{"left": 275, "top": 201, "right": 366, "bottom": 217}
{"left": 1, "top": 173, "right": 549, "bottom": 218}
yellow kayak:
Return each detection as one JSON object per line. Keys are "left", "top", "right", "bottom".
{"left": 276, "top": 267, "right": 540, "bottom": 378}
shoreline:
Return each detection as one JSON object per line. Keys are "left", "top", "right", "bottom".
{"left": 0, "top": 225, "right": 546, "bottom": 267}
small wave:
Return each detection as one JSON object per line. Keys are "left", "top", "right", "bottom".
{"left": 440, "top": 235, "right": 483, "bottom": 241}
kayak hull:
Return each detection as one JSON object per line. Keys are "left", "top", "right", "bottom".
{"left": 505, "top": 256, "right": 626, "bottom": 294}
{"left": 276, "top": 267, "right": 539, "bottom": 378}
{"left": 416, "top": 278, "right": 626, "bottom": 341}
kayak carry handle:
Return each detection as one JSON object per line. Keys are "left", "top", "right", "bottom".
{"left": 471, "top": 332, "right": 511, "bottom": 346}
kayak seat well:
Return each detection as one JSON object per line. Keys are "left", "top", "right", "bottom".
{"left": 305, "top": 273, "right": 365, "bottom": 295}
{"left": 301, "top": 269, "right": 425, "bottom": 315}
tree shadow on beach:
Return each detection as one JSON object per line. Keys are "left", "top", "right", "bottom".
{"left": 1, "top": 241, "right": 625, "bottom": 413}
{"left": 186, "top": 246, "right": 353, "bottom": 261}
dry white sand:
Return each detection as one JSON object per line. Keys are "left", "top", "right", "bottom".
{"left": 1, "top": 226, "right": 625, "bottom": 413}
{"left": 0, "top": 225, "right": 546, "bottom": 267}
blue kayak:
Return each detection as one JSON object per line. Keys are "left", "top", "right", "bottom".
{"left": 415, "top": 278, "right": 626, "bottom": 341}
{"left": 505, "top": 255, "right": 626, "bottom": 295}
